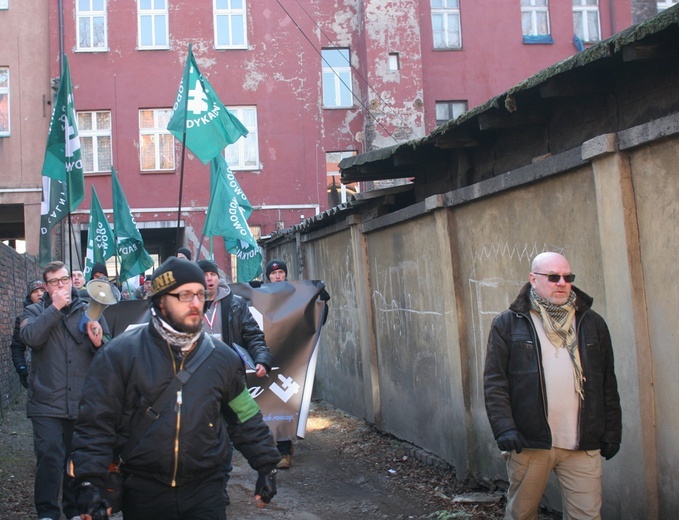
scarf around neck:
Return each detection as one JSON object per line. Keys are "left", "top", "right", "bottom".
{"left": 529, "top": 287, "right": 584, "bottom": 399}
{"left": 151, "top": 308, "right": 201, "bottom": 354}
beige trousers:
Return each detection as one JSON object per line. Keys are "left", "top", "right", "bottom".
{"left": 504, "top": 447, "right": 602, "bottom": 520}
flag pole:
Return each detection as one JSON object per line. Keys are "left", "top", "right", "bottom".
{"left": 174, "top": 43, "right": 192, "bottom": 253}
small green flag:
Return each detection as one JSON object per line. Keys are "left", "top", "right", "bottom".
{"left": 111, "top": 168, "right": 155, "bottom": 281}
{"left": 204, "top": 156, "right": 257, "bottom": 246}
{"left": 83, "top": 186, "right": 115, "bottom": 281}
{"left": 38, "top": 176, "right": 69, "bottom": 267}
{"left": 40, "top": 55, "right": 84, "bottom": 212}
{"left": 167, "top": 45, "right": 248, "bottom": 164}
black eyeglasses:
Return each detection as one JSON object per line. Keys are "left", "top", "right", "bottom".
{"left": 166, "top": 290, "right": 211, "bottom": 302}
{"left": 45, "top": 276, "right": 71, "bottom": 286}
{"left": 533, "top": 273, "right": 575, "bottom": 283}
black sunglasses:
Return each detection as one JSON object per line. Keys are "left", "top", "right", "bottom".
{"left": 533, "top": 273, "right": 575, "bottom": 283}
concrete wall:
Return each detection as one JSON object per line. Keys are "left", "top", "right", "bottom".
{"left": 263, "top": 114, "right": 679, "bottom": 518}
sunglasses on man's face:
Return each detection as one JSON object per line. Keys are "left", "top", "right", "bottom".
{"left": 533, "top": 273, "right": 575, "bottom": 283}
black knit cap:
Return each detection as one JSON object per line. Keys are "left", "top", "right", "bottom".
{"left": 197, "top": 259, "right": 219, "bottom": 275}
{"left": 265, "top": 259, "right": 288, "bottom": 279}
{"left": 27, "top": 280, "right": 45, "bottom": 295}
{"left": 177, "top": 247, "right": 192, "bottom": 261}
{"left": 91, "top": 262, "right": 109, "bottom": 278}
{"left": 151, "top": 257, "right": 206, "bottom": 298}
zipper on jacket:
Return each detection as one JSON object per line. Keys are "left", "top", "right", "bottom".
{"left": 517, "top": 311, "right": 550, "bottom": 437}
{"left": 167, "top": 343, "right": 185, "bottom": 487}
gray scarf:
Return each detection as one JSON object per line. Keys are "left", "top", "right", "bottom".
{"left": 151, "top": 308, "right": 201, "bottom": 355}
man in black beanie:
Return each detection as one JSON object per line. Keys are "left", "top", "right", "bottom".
{"left": 71, "top": 257, "right": 280, "bottom": 519}
{"left": 90, "top": 262, "right": 109, "bottom": 281}
{"left": 197, "top": 258, "right": 273, "bottom": 505}
{"left": 177, "top": 247, "right": 192, "bottom": 261}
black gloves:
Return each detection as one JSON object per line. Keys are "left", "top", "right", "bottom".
{"left": 255, "top": 469, "right": 278, "bottom": 504}
{"left": 496, "top": 429, "right": 525, "bottom": 453}
{"left": 78, "top": 481, "right": 110, "bottom": 519}
{"left": 17, "top": 366, "right": 28, "bottom": 389}
{"left": 600, "top": 442, "right": 620, "bottom": 460}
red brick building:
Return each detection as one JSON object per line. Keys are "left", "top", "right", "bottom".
{"left": 5, "top": 1, "right": 671, "bottom": 278}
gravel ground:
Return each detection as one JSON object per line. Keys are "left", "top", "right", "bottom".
{"left": 0, "top": 394, "right": 559, "bottom": 520}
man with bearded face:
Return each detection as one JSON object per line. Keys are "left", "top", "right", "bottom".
{"left": 70, "top": 257, "right": 280, "bottom": 520}
{"left": 483, "top": 252, "right": 621, "bottom": 519}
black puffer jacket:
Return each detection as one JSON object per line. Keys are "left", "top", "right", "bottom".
{"left": 70, "top": 324, "right": 280, "bottom": 488}
{"left": 483, "top": 283, "right": 622, "bottom": 451}
{"left": 20, "top": 287, "right": 109, "bottom": 419}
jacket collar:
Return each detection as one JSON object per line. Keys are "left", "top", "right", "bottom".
{"left": 509, "top": 282, "right": 593, "bottom": 314}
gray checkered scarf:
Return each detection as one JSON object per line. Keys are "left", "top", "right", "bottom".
{"left": 151, "top": 308, "right": 201, "bottom": 354}
{"left": 529, "top": 288, "right": 584, "bottom": 399}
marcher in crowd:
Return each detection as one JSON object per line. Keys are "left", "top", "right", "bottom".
{"left": 71, "top": 270, "right": 85, "bottom": 291}
{"left": 20, "top": 261, "right": 109, "bottom": 520}
{"left": 70, "top": 257, "right": 279, "bottom": 519}
{"left": 262, "top": 259, "right": 330, "bottom": 469}
{"left": 90, "top": 262, "right": 109, "bottom": 281}
{"left": 197, "top": 258, "right": 274, "bottom": 505}
{"left": 10, "top": 280, "right": 45, "bottom": 389}
{"left": 177, "top": 247, "right": 192, "bottom": 261}
{"left": 134, "top": 275, "right": 153, "bottom": 300}
{"left": 484, "top": 252, "right": 621, "bottom": 519}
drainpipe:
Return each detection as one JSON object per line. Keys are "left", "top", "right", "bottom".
{"left": 58, "top": 0, "right": 64, "bottom": 58}
{"left": 608, "top": 0, "right": 616, "bottom": 35}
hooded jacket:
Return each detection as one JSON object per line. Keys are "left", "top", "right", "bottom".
{"left": 70, "top": 324, "right": 280, "bottom": 487}
{"left": 20, "top": 287, "right": 109, "bottom": 419}
{"left": 483, "top": 283, "right": 622, "bottom": 451}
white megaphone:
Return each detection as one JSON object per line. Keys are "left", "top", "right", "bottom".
{"left": 79, "top": 279, "right": 121, "bottom": 333}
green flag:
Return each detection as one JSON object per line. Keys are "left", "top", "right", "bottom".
{"left": 111, "top": 168, "right": 154, "bottom": 281}
{"left": 83, "top": 186, "right": 115, "bottom": 281}
{"left": 41, "top": 55, "right": 84, "bottom": 212}
{"left": 204, "top": 157, "right": 257, "bottom": 246}
{"left": 167, "top": 45, "right": 248, "bottom": 164}
{"left": 226, "top": 238, "right": 262, "bottom": 282}
{"left": 38, "top": 176, "right": 69, "bottom": 266}
{"left": 205, "top": 155, "right": 261, "bottom": 281}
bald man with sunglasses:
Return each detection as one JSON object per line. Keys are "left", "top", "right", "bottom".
{"left": 484, "top": 252, "right": 621, "bottom": 519}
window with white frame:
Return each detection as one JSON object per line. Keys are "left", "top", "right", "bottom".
{"left": 224, "top": 106, "right": 259, "bottom": 170}
{"left": 521, "top": 0, "right": 552, "bottom": 43}
{"left": 657, "top": 0, "right": 677, "bottom": 11}
{"left": 214, "top": 0, "right": 247, "bottom": 49}
{"left": 431, "top": 0, "right": 462, "bottom": 49}
{"left": 0, "top": 0, "right": 8, "bottom": 9}
{"left": 78, "top": 111, "right": 112, "bottom": 173}
{"left": 138, "top": 0, "right": 168, "bottom": 49}
{"left": 435, "top": 100, "right": 467, "bottom": 126}
{"left": 0, "top": 68, "right": 9, "bottom": 136}
{"left": 139, "top": 109, "right": 174, "bottom": 171}
{"left": 573, "top": 0, "right": 601, "bottom": 42}
{"left": 326, "top": 151, "right": 359, "bottom": 205}
{"left": 322, "top": 48, "right": 353, "bottom": 109}
{"left": 77, "top": 0, "right": 107, "bottom": 51}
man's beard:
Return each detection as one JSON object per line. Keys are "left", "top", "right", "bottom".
{"left": 164, "top": 309, "right": 202, "bottom": 334}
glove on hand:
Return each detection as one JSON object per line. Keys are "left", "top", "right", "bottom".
{"left": 496, "top": 429, "right": 525, "bottom": 453}
{"left": 18, "top": 367, "right": 28, "bottom": 389}
{"left": 77, "top": 481, "right": 110, "bottom": 519}
{"left": 600, "top": 442, "right": 620, "bottom": 460}
{"left": 255, "top": 469, "right": 278, "bottom": 504}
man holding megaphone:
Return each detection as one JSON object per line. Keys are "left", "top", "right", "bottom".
{"left": 20, "top": 261, "right": 111, "bottom": 520}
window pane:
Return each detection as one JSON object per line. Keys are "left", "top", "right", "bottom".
{"left": 93, "top": 0, "right": 104, "bottom": 9}
{"left": 78, "top": 112, "right": 93, "bottom": 131}
{"left": 96, "top": 111, "right": 111, "bottom": 129}
{"left": 154, "top": 15, "right": 167, "bottom": 45}
{"left": 216, "top": 16, "right": 230, "bottom": 46}
{"left": 81, "top": 136, "right": 95, "bottom": 172}
{"left": 139, "top": 110, "right": 154, "bottom": 128}
{"left": 140, "top": 135, "right": 156, "bottom": 170}
{"left": 0, "top": 69, "right": 8, "bottom": 87}
{"left": 231, "top": 15, "right": 244, "bottom": 44}
{"left": 79, "top": 18, "right": 92, "bottom": 48}
{"left": 159, "top": 134, "right": 175, "bottom": 169}
{"left": 93, "top": 17, "right": 106, "bottom": 47}
{"left": 232, "top": 0, "right": 243, "bottom": 8}
{"left": 79, "top": 0, "right": 90, "bottom": 9}
{"left": 140, "top": 16, "right": 152, "bottom": 46}
{"left": 98, "top": 136, "right": 112, "bottom": 171}
{"left": 140, "top": 0, "right": 152, "bottom": 9}
{"left": 587, "top": 12, "right": 600, "bottom": 40}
